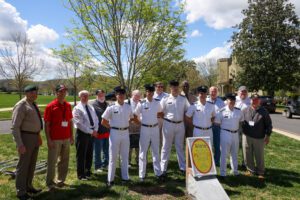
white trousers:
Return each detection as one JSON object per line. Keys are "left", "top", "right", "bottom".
{"left": 107, "top": 129, "right": 129, "bottom": 182}
{"left": 220, "top": 130, "right": 239, "bottom": 176}
{"left": 161, "top": 121, "right": 185, "bottom": 172}
{"left": 193, "top": 128, "right": 213, "bottom": 146}
{"left": 139, "top": 126, "right": 162, "bottom": 178}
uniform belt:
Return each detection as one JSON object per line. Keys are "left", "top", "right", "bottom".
{"left": 21, "top": 130, "right": 39, "bottom": 135}
{"left": 141, "top": 123, "right": 158, "bottom": 128}
{"left": 164, "top": 118, "right": 182, "bottom": 124}
{"left": 222, "top": 129, "right": 238, "bottom": 133}
{"left": 111, "top": 127, "right": 129, "bottom": 131}
{"left": 194, "top": 125, "right": 212, "bottom": 130}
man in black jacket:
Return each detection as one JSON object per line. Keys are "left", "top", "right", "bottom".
{"left": 242, "top": 94, "right": 272, "bottom": 179}
{"left": 92, "top": 89, "right": 110, "bottom": 172}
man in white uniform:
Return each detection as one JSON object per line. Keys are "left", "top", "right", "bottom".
{"left": 215, "top": 93, "right": 244, "bottom": 178}
{"left": 160, "top": 80, "right": 190, "bottom": 175}
{"left": 134, "top": 84, "right": 163, "bottom": 181}
{"left": 186, "top": 86, "right": 215, "bottom": 145}
{"left": 153, "top": 81, "right": 169, "bottom": 147}
{"left": 101, "top": 86, "right": 134, "bottom": 187}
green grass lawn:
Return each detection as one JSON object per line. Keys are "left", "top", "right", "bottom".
{"left": 0, "top": 107, "right": 46, "bottom": 121}
{"left": 0, "top": 133, "right": 299, "bottom": 200}
{"left": 0, "top": 94, "right": 80, "bottom": 108}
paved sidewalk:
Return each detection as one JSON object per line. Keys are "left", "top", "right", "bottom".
{"left": 0, "top": 99, "right": 95, "bottom": 112}
{"left": 273, "top": 128, "right": 300, "bottom": 141}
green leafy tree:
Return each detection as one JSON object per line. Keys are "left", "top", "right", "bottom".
{"left": 142, "top": 59, "right": 204, "bottom": 91}
{"left": 231, "top": 0, "right": 300, "bottom": 96}
{"left": 53, "top": 44, "right": 90, "bottom": 105}
{"left": 66, "top": 0, "right": 185, "bottom": 92}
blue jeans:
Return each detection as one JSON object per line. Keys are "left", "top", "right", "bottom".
{"left": 93, "top": 138, "right": 109, "bottom": 169}
{"left": 212, "top": 125, "right": 221, "bottom": 166}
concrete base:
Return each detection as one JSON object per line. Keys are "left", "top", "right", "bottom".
{"left": 187, "top": 174, "right": 230, "bottom": 200}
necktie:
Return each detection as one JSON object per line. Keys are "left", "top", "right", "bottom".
{"left": 32, "top": 102, "right": 43, "bottom": 130}
{"left": 85, "top": 105, "right": 94, "bottom": 127}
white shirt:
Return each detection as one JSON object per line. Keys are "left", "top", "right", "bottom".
{"left": 235, "top": 96, "right": 251, "bottom": 111}
{"left": 73, "top": 102, "right": 99, "bottom": 134}
{"left": 215, "top": 105, "right": 244, "bottom": 131}
{"left": 126, "top": 98, "right": 139, "bottom": 112}
{"left": 161, "top": 94, "right": 190, "bottom": 121}
{"left": 135, "top": 98, "right": 162, "bottom": 125}
{"left": 102, "top": 101, "right": 133, "bottom": 128}
{"left": 153, "top": 92, "right": 169, "bottom": 101}
{"left": 186, "top": 101, "right": 215, "bottom": 128}
{"left": 207, "top": 96, "right": 226, "bottom": 113}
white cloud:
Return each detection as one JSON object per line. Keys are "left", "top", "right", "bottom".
{"left": 27, "top": 24, "right": 59, "bottom": 44}
{"left": 190, "top": 29, "right": 202, "bottom": 37}
{"left": 193, "top": 43, "right": 232, "bottom": 64}
{"left": 0, "top": 1, "right": 60, "bottom": 81}
{"left": 0, "top": 0, "right": 27, "bottom": 40}
{"left": 184, "top": 0, "right": 247, "bottom": 29}
{"left": 184, "top": 0, "right": 300, "bottom": 30}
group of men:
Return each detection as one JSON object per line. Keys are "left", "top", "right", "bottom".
{"left": 11, "top": 80, "right": 272, "bottom": 200}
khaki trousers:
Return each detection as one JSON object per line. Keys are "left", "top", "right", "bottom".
{"left": 16, "top": 134, "right": 39, "bottom": 196}
{"left": 242, "top": 134, "right": 265, "bottom": 175}
{"left": 46, "top": 139, "right": 70, "bottom": 186}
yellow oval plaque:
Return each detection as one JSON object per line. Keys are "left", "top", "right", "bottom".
{"left": 191, "top": 138, "right": 212, "bottom": 174}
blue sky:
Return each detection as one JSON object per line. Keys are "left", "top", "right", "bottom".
{"left": 1, "top": 0, "right": 299, "bottom": 80}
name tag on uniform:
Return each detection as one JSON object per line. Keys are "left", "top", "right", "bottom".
{"left": 249, "top": 121, "right": 255, "bottom": 126}
{"left": 62, "top": 121, "right": 68, "bottom": 127}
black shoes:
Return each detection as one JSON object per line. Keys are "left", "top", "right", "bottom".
{"left": 17, "top": 193, "right": 32, "bottom": 200}
{"left": 27, "top": 188, "right": 42, "bottom": 194}
{"left": 121, "top": 179, "right": 131, "bottom": 184}
{"left": 106, "top": 181, "right": 114, "bottom": 187}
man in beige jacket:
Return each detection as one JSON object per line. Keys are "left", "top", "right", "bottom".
{"left": 11, "top": 85, "right": 43, "bottom": 200}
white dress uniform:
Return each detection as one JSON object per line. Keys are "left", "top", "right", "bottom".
{"left": 185, "top": 100, "right": 215, "bottom": 144}
{"left": 160, "top": 94, "right": 190, "bottom": 172}
{"left": 102, "top": 101, "right": 133, "bottom": 182}
{"left": 135, "top": 98, "right": 163, "bottom": 178}
{"left": 215, "top": 105, "right": 244, "bottom": 176}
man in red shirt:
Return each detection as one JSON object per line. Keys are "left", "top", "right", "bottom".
{"left": 44, "top": 85, "right": 73, "bottom": 190}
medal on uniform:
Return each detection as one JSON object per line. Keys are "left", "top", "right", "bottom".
{"left": 249, "top": 121, "right": 254, "bottom": 126}
{"left": 62, "top": 121, "right": 68, "bottom": 127}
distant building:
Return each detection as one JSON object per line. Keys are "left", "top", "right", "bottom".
{"left": 217, "top": 58, "right": 240, "bottom": 96}
{"left": 0, "top": 79, "right": 17, "bottom": 92}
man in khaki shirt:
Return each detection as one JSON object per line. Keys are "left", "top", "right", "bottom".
{"left": 11, "top": 85, "right": 43, "bottom": 200}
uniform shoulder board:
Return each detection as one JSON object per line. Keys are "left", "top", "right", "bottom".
{"left": 179, "top": 94, "right": 186, "bottom": 98}
{"left": 219, "top": 107, "right": 226, "bottom": 112}
{"left": 207, "top": 101, "right": 213, "bottom": 104}
{"left": 140, "top": 99, "right": 146, "bottom": 103}
{"left": 109, "top": 103, "right": 115, "bottom": 106}
{"left": 154, "top": 98, "right": 160, "bottom": 101}
{"left": 234, "top": 107, "right": 241, "bottom": 110}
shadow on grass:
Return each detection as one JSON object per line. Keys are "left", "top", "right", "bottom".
{"left": 265, "top": 168, "right": 300, "bottom": 187}
{"left": 128, "top": 160, "right": 186, "bottom": 197}
{"left": 35, "top": 172, "right": 119, "bottom": 200}
{"left": 219, "top": 167, "right": 300, "bottom": 189}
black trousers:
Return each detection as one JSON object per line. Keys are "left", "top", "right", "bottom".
{"left": 75, "top": 129, "right": 94, "bottom": 178}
